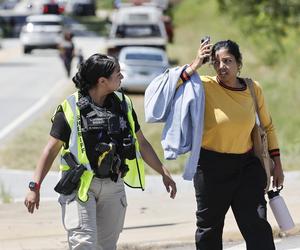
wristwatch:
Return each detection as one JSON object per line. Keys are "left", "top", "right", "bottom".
{"left": 28, "top": 181, "right": 40, "bottom": 191}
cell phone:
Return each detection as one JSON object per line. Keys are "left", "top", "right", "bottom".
{"left": 200, "top": 35, "right": 210, "bottom": 64}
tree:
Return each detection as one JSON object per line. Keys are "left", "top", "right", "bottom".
{"left": 217, "top": 0, "right": 300, "bottom": 57}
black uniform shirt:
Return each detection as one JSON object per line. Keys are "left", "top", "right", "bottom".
{"left": 50, "top": 93, "right": 140, "bottom": 170}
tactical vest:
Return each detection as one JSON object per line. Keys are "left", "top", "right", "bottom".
{"left": 59, "top": 91, "right": 145, "bottom": 202}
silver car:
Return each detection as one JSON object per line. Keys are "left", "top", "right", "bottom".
{"left": 119, "top": 46, "right": 169, "bottom": 93}
{"left": 20, "top": 14, "right": 63, "bottom": 54}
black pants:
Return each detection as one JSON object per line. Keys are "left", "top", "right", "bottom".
{"left": 193, "top": 148, "right": 275, "bottom": 250}
{"left": 64, "top": 59, "right": 72, "bottom": 77}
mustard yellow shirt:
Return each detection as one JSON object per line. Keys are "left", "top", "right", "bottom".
{"left": 199, "top": 75, "right": 279, "bottom": 154}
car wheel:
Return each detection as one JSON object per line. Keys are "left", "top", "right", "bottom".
{"left": 24, "top": 47, "right": 32, "bottom": 54}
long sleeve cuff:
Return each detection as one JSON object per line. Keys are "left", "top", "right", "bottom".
{"left": 180, "top": 69, "right": 191, "bottom": 82}
{"left": 269, "top": 148, "right": 280, "bottom": 158}
{"left": 176, "top": 66, "right": 191, "bottom": 89}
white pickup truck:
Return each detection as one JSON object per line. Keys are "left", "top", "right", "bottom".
{"left": 106, "top": 5, "right": 168, "bottom": 57}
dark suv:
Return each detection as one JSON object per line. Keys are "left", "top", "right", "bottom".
{"left": 66, "top": 0, "right": 96, "bottom": 16}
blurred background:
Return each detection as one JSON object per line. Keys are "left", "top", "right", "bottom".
{"left": 0, "top": 0, "right": 300, "bottom": 202}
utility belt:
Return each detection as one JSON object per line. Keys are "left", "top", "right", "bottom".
{"left": 54, "top": 153, "right": 86, "bottom": 195}
{"left": 94, "top": 172, "right": 121, "bottom": 179}
{"left": 53, "top": 140, "right": 131, "bottom": 196}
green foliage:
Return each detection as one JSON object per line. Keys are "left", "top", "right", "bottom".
{"left": 217, "top": 0, "right": 300, "bottom": 64}
{"left": 96, "top": 0, "right": 114, "bottom": 9}
{"left": 218, "top": 0, "right": 300, "bottom": 33}
{"left": 0, "top": 182, "right": 12, "bottom": 204}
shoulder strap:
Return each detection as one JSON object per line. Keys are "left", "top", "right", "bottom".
{"left": 114, "top": 90, "right": 135, "bottom": 133}
{"left": 114, "top": 90, "right": 132, "bottom": 114}
{"left": 244, "top": 78, "right": 263, "bottom": 128}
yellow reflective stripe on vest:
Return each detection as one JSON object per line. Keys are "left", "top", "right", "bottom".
{"left": 74, "top": 94, "right": 89, "bottom": 165}
{"left": 60, "top": 99, "right": 74, "bottom": 128}
{"left": 59, "top": 92, "right": 94, "bottom": 202}
{"left": 125, "top": 157, "right": 145, "bottom": 189}
{"left": 77, "top": 170, "right": 94, "bottom": 201}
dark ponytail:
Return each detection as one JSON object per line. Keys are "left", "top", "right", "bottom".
{"left": 72, "top": 53, "right": 118, "bottom": 94}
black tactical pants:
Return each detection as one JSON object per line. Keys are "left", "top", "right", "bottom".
{"left": 193, "top": 148, "right": 275, "bottom": 250}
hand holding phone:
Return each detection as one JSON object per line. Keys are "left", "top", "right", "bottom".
{"left": 200, "top": 35, "right": 210, "bottom": 64}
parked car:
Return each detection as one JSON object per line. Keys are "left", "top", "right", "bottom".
{"left": 114, "top": 1, "right": 173, "bottom": 43}
{"left": 124, "top": 0, "right": 169, "bottom": 10}
{"left": 119, "top": 46, "right": 169, "bottom": 92}
{"left": 20, "top": 14, "right": 63, "bottom": 54}
{"left": 42, "top": 0, "right": 64, "bottom": 15}
{"left": 106, "top": 5, "right": 168, "bottom": 57}
{"left": 64, "top": 0, "right": 96, "bottom": 16}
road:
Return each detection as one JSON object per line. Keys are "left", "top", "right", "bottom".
{"left": 0, "top": 35, "right": 106, "bottom": 144}
{"left": 0, "top": 169, "right": 299, "bottom": 250}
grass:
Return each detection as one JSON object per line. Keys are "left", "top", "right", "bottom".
{"left": 0, "top": 182, "right": 12, "bottom": 203}
{"left": 0, "top": 112, "right": 55, "bottom": 170}
{"left": 0, "top": 85, "right": 75, "bottom": 171}
{"left": 96, "top": 0, "right": 114, "bottom": 10}
{"left": 0, "top": 0, "right": 299, "bottom": 173}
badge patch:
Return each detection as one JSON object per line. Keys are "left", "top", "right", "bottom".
{"left": 119, "top": 117, "right": 127, "bottom": 130}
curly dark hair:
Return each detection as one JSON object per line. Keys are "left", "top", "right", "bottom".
{"left": 72, "top": 53, "right": 118, "bottom": 94}
{"left": 211, "top": 40, "right": 243, "bottom": 68}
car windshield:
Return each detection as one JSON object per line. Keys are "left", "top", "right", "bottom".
{"left": 125, "top": 53, "right": 163, "bottom": 62}
{"left": 29, "top": 21, "right": 61, "bottom": 26}
{"left": 116, "top": 25, "right": 161, "bottom": 38}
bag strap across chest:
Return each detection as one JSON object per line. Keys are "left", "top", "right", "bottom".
{"left": 244, "top": 78, "right": 264, "bottom": 130}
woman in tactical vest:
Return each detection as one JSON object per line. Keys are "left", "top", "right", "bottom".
{"left": 24, "top": 53, "right": 177, "bottom": 250}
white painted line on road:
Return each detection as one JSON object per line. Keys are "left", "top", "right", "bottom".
{"left": 0, "top": 78, "right": 67, "bottom": 141}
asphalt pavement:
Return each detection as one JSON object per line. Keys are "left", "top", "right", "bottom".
{"left": 0, "top": 169, "right": 299, "bottom": 250}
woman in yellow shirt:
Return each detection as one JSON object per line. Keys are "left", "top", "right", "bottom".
{"left": 181, "top": 39, "right": 284, "bottom": 250}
